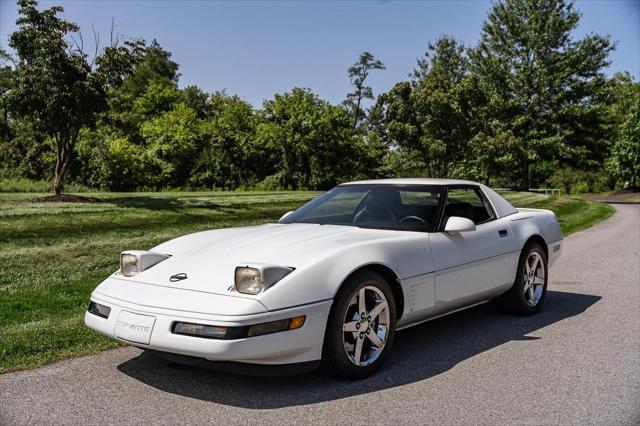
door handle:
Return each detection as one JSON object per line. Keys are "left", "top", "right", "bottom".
{"left": 498, "top": 229, "right": 508, "bottom": 237}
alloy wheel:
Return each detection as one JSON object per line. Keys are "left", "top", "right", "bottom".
{"left": 523, "top": 252, "right": 545, "bottom": 306}
{"left": 342, "top": 286, "right": 390, "bottom": 366}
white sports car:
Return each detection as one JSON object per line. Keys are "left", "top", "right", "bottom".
{"left": 85, "top": 179, "right": 563, "bottom": 378}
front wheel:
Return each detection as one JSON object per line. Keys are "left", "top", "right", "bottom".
{"left": 322, "top": 271, "right": 396, "bottom": 379}
{"left": 495, "top": 243, "right": 548, "bottom": 315}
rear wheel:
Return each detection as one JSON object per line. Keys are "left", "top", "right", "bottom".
{"left": 322, "top": 270, "right": 396, "bottom": 379}
{"left": 495, "top": 243, "right": 548, "bottom": 315}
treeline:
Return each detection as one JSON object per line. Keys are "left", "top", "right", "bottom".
{"left": 0, "top": 0, "right": 638, "bottom": 193}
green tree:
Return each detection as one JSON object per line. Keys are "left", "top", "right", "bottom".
{"left": 76, "top": 40, "right": 183, "bottom": 189}
{"left": 190, "top": 92, "right": 258, "bottom": 189}
{"left": 344, "top": 52, "right": 385, "bottom": 128}
{"left": 94, "top": 39, "right": 145, "bottom": 88}
{"left": 75, "top": 39, "right": 203, "bottom": 190}
{"left": 412, "top": 37, "right": 473, "bottom": 177}
{"left": 132, "top": 80, "right": 181, "bottom": 119}
{"left": 115, "top": 39, "right": 179, "bottom": 100}
{"left": 257, "top": 88, "right": 365, "bottom": 189}
{"left": 76, "top": 129, "right": 145, "bottom": 190}
{"left": 373, "top": 82, "right": 420, "bottom": 172}
{"left": 374, "top": 37, "right": 473, "bottom": 177}
{"left": 7, "top": 0, "right": 105, "bottom": 194}
{"left": 467, "top": 125, "right": 522, "bottom": 185}
{"left": 140, "top": 102, "right": 205, "bottom": 187}
{"left": 605, "top": 73, "right": 638, "bottom": 126}
{"left": 181, "top": 85, "right": 210, "bottom": 119}
{"left": 6, "top": 0, "right": 139, "bottom": 194}
{"left": 611, "top": 91, "right": 640, "bottom": 188}
{"left": 0, "top": 47, "right": 14, "bottom": 140}
{"left": 0, "top": 120, "right": 52, "bottom": 180}
{"left": 106, "top": 40, "right": 179, "bottom": 138}
{"left": 470, "top": 0, "right": 614, "bottom": 189}
{"left": 598, "top": 73, "right": 639, "bottom": 189}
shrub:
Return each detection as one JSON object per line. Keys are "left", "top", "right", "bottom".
{"left": 254, "top": 173, "right": 287, "bottom": 191}
{"left": 0, "top": 177, "right": 93, "bottom": 193}
{"left": 570, "top": 182, "right": 590, "bottom": 194}
{"left": 547, "top": 168, "right": 610, "bottom": 194}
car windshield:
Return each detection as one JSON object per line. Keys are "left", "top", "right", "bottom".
{"left": 281, "top": 185, "right": 444, "bottom": 232}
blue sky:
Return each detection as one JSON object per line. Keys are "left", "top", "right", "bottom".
{"left": 1, "top": 0, "right": 638, "bottom": 107}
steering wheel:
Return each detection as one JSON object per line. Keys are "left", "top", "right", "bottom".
{"left": 399, "top": 215, "right": 427, "bottom": 224}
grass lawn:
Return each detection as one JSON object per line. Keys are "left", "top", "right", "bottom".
{"left": 0, "top": 190, "right": 613, "bottom": 373}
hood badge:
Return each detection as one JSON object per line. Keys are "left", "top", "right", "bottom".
{"left": 170, "top": 273, "right": 188, "bottom": 282}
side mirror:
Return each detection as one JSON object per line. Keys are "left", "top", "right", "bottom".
{"left": 279, "top": 211, "right": 294, "bottom": 222}
{"left": 444, "top": 216, "right": 476, "bottom": 234}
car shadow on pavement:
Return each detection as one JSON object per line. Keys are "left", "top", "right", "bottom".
{"left": 117, "top": 290, "right": 600, "bottom": 409}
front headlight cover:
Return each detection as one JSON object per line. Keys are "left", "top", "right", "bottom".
{"left": 120, "top": 250, "right": 170, "bottom": 277}
{"left": 235, "top": 267, "right": 262, "bottom": 295}
{"left": 234, "top": 264, "right": 293, "bottom": 295}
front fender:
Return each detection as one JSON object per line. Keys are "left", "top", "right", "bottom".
{"left": 257, "top": 231, "right": 433, "bottom": 311}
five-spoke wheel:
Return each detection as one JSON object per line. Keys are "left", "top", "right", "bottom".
{"left": 495, "top": 242, "right": 548, "bottom": 315}
{"left": 523, "top": 252, "right": 545, "bottom": 306}
{"left": 323, "top": 270, "right": 396, "bottom": 378}
{"left": 342, "top": 286, "right": 390, "bottom": 366}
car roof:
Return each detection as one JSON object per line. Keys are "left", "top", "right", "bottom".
{"left": 339, "top": 178, "right": 480, "bottom": 186}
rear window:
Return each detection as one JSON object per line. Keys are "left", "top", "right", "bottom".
{"left": 400, "top": 191, "right": 441, "bottom": 206}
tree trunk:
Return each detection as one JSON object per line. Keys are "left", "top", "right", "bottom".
{"left": 52, "top": 131, "right": 75, "bottom": 195}
{"left": 53, "top": 173, "right": 63, "bottom": 195}
{"left": 518, "top": 159, "right": 530, "bottom": 191}
{"left": 353, "top": 94, "right": 362, "bottom": 128}
{"left": 53, "top": 147, "right": 68, "bottom": 195}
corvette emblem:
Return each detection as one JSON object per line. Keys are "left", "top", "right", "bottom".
{"left": 169, "top": 273, "right": 188, "bottom": 282}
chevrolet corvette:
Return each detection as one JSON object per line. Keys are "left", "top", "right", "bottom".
{"left": 85, "top": 179, "right": 563, "bottom": 378}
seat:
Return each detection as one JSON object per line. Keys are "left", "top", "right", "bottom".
{"left": 443, "top": 202, "right": 475, "bottom": 223}
{"left": 353, "top": 189, "right": 399, "bottom": 224}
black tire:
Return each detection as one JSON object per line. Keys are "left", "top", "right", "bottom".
{"left": 322, "top": 270, "right": 397, "bottom": 379}
{"left": 495, "top": 242, "right": 548, "bottom": 315}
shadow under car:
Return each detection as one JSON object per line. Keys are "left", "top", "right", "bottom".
{"left": 117, "top": 290, "right": 600, "bottom": 409}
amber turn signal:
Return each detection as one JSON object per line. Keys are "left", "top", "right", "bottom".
{"left": 288, "top": 315, "right": 306, "bottom": 330}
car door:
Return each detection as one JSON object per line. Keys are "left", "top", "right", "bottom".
{"left": 429, "top": 186, "right": 520, "bottom": 313}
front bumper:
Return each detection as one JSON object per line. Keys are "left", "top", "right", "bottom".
{"left": 85, "top": 279, "right": 332, "bottom": 366}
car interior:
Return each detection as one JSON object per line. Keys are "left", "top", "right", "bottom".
{"left": 443, "top": 189, "right": 494, "bottom": 225}
{"left": 351, "top": 188, "right": 439, "bottom": 229}
{"left": 283, "top": 185, "right": 494, "bottom": 231}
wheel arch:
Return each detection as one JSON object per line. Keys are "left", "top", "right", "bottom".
{"left": 337, "top": 263, "right": 405, "bottom": 320}
{"left": 523, "top": 234, "right": 548, "bottom": 259}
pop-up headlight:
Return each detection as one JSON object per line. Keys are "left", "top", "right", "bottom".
{"left": 119, "top": 250, "right": 170, "bottom": 277}
{"left": 234, "top": 264, "right": 293, "bottom": 295}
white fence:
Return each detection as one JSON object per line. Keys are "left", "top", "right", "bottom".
{"left": 529, "top": 188, "right": 561, "bottom": 195}
{"left": 494, "top": 188, "right": 561, "bottom": 195}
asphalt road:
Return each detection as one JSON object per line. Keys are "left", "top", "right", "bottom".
{"left": 1, "top": 205, "right": 638, "bottom": 425}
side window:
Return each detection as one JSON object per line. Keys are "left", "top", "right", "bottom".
{"left": 444, "top": 187, "right": 495, "bottom": 225}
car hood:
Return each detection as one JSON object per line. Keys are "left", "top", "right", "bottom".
{"left": 126, "top": 223, "right": 397, "bottom": 296}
